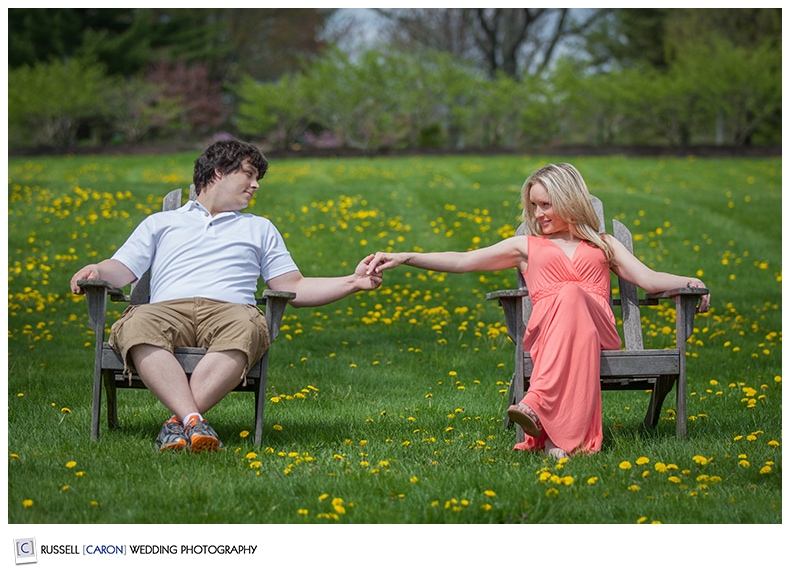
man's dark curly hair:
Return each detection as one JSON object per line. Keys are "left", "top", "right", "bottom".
{"left": 193, "top": 139, "right": 269, "bottom": 195}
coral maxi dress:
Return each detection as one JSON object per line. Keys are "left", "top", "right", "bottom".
{"left": 514, "top": 234, "right": 622, "bottom": 455}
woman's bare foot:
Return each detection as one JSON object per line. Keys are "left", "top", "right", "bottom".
{"left": 545, "top": 436, "right": 568, "bottom": 459}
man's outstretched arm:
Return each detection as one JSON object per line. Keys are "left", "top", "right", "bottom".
{"left": 266, "top": 254, "right": 382, "bottom": 308}
{"left": 70, "top": 259, "right": 138, "bottom": 294}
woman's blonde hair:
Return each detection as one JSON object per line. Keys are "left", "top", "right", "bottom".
{"left": 521, "top": 163, "right": 614, "bottom": 263}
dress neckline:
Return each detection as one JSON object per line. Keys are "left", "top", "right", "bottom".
{"left": 543, "top": 235, "right": 583, "bottom": 262}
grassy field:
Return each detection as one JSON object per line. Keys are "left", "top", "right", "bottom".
{"left": 6, "top": 153, "right": 781, "bottom": 532}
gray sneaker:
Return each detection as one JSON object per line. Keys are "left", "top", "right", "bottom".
{"left": 155, "top": 416, "right": 188, "bottom": 451}
{"left": 183, "top": 415, "right": 224, "bottom": 453}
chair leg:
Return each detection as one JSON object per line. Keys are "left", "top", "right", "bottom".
{"left": 506, "top": 370, "right": 527, "bottom": 443}
{"left": 253, "top": 352, "right": 270, "bottom": 447}
{"left": 504, "top": 373, "right": 518, "bottom": 429}
{"left": 91, "top": 368, "right": 103, "bottom": 441}
{"left": 103, "top": 371, "right": 119, "bottom": 430}
{"left": 675, "top": 370, "right": 688, "bottom": 439}
{"left": 642, "top": 375, "right": 676, "bottom": 429}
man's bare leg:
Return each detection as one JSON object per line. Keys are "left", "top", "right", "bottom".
{"left": 130, "top": 344, "right": 198, "bottom": 421}
{"left": 189, "top": 349, "right": 247, "bottom": 413}
{"left": 130, "top": 344, "right": 247, "bottom": 419}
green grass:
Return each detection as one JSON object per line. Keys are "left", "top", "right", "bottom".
{"left": 7, "top": 153, "right": 781, "bottom": 527}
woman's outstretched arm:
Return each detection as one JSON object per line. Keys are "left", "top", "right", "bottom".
{"left": 367, "top": 236, "right": 529, "bottom": 275}
{"left": 607, "top": 235, "right": 710, "bottom": 313}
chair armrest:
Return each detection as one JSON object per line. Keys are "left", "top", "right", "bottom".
{"left": 485, "top": 287, "right": 529, "bottom": 301}
{"left": 646, "top": 287, "right": 709, "bottom": 343}
{"left": 486, "top": 287, "right": 529, "bottom": 344}
{"left": 77, "top": 279, "right": 127, "bottom": 301}
{"left": 646, "top": 287, "right": 709, "bottom": 300}
{"left": 258, "top": 290, "right": 298, "bottom": 302}
{"left": 77, "top": 279, "right": 129, "bottom": 334}
{"left": 257, "top": 290, "right": 296, "bottom": 341}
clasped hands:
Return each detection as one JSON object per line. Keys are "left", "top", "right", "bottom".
{"left": 356, "top": 252, "right": 408, "bottom": 290}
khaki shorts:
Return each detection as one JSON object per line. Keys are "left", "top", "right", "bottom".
{"left": 109, "top": 297, "right": 270, "bottom": 376}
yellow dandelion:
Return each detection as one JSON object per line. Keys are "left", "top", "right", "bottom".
{"left": 239, "top": 430, "right": 250, "bottom": 438}
{"left": 587, "top": 476, "right": 599, "bottom": 485}
{"left": 65, "top": 461, "right": 77, "bottom": 469}
{"left": 23, "top": 499, "right": 34, "bottom": 508}
{"left": 636, "top": 456, "right": 650, "bottom": 465}
{"left": 619, "top": 461, "right": 632, "bottom": 470}
{"left": 484, "top": 490, "right": 496, "bottom": 497}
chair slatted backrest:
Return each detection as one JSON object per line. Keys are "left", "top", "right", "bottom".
{"left": 514, "top": 195, "right": 645, "bottom": 351}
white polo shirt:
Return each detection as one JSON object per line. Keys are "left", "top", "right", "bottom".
{"left": 112, "top": 200, "right": 299, "bottom": 304}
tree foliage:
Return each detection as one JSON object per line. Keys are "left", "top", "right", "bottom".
{"left": 375, "top": 8, "right": 605, "bottom": 79}
{"left": 7, "top": 8, "right": 781, "bottom": 151}
{"left": 8, "top": 57, "right": 114, "bottom": 148}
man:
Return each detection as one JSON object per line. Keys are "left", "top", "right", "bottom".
{"left": 70, "top": 139, "right": 382, "bottom": 452}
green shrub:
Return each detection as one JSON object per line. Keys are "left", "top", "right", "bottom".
{"left": 8, "top": 57, "right": 113, "bottom": 148}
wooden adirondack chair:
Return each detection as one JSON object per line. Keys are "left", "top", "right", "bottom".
{"left": 78, "top": 187, "right": 295, "bottom": 447}
{"left": 486, "top": 195, "right": 708, "bottom": 441}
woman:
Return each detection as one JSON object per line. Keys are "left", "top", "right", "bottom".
{"left": 367, "top": 163, "right": 709, "bottom": 458}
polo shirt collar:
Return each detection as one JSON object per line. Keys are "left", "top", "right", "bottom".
{"left": 184, "top": 199, "right": 240, "bottom": 220}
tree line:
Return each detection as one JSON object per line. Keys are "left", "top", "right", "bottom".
{"left": 7, "top": 8, "right": 781, "bottom": 152}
